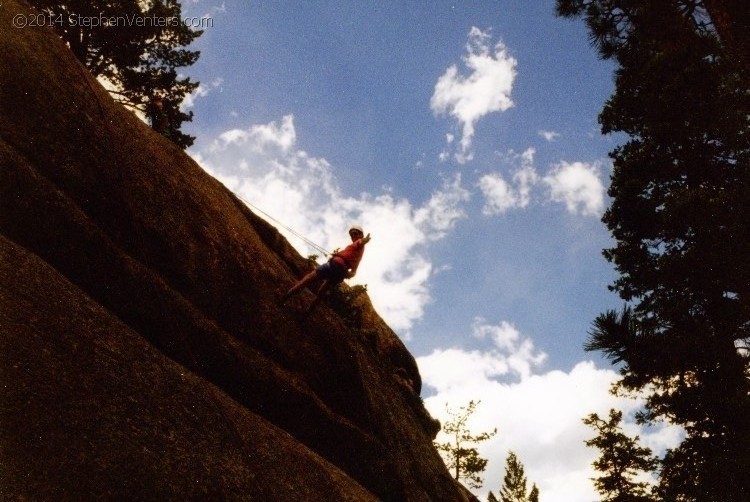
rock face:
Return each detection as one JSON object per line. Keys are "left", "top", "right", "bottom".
{"left": 0, "top": 2, "right": 471, "bottom": 500}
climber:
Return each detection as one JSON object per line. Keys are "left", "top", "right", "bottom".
{"left": 146, "top": 96, "right": 173, "bottom": 138}
{"left": 281, "top": 225, "right": 371, "bottom": 312}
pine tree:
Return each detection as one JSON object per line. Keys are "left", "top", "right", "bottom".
{"left": 528, "top": 484, "right": 539, "bottom": 502}
{"left": 556, "top": 1, "right": 750, "bottom": 499}
{"left": 489, "top": 452, "right": 540, "bottom": 502}
{"left": 31, "top": 0, "right": 202, "bottom": 148}
{"left": 499, "top": 452, "right": 530, "bottom": 502}
{"left": 583, "top": 410, "right": 658, "bottom": 502}
{"left": 434, "top": 400, "right": 497, "bottom": 490}
{"left": 488, "top": 491, "right": 500, "bottom": 502}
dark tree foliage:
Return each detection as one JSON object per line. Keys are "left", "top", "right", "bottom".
{"left": 499, "top": 452, "right": 535, "bottom": 502}
{"left": 32, "top": 0, "right": 202, "bottom": 148}
{"left": 584, "top": 409, "right": 658, "bottom": 502}
{"left": 700, "top": 0, "right": 750, "bottom": 79}
{"left": 435, "top": 400, "right": 497, "bottom": 490}
{"left": 558, "top": 1, "right": 750, "bottom": 500}
{"left": 486, "top": 452, "right": 539, "bottom": 502}
{"left": 528, "top": 484, "right": 539, "bottom": 502}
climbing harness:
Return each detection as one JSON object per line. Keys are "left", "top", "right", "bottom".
{"left": 236, "top": 195, "right": 333, "bottom": 257}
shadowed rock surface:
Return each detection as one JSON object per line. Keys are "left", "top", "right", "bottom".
{"left": 0, "top": 1, "right": 472, "bottom": 500}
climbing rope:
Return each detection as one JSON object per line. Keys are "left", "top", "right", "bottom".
{"left": 236, "top": 195, "right": 333, "bottom": 257}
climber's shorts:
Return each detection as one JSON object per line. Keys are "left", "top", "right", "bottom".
{"left": 315, "top": 259, "right": 348, "bottom": 284}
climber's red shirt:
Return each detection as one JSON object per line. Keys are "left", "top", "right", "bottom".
{"left": 332, "top": 238, "right": 366, "bottom": 272}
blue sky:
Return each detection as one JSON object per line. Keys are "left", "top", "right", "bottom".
{"left": 179, "top": 1, "right": 681, "bottom": 499}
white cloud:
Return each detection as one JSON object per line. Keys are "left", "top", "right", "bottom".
{"left": 181, "top": 77, "right": 224, "bottom": 109}
{"left": 514, "top": 163, "right": 538, "bottom": 208}
{"left": 415, "top": 173, "right": 471, "bottom": 239}
{"left": 190, "top": 115, "right": 469, "bottom": 333}
{"left": 209, "top": 2, "right": 227, "bottom": 16}
{"left": 479, "top": 147, "right": 539, "bottom": 215}
{"left": 186, "top": 0, "right": 227, "bottom": 17}
{"left": 478, "top": 173, "right": 516, "bottom": 214}
{"left": 472, "top": 318, "right": 547, "bottom": 379}
{"left": 543, "top": 161, "right": 606, "bottom": 216}
{"left": 431, "top": 27, "right": 517, "bottom": 164}
{"left": 538, "top": 130, "right": 561, "bottom": 142}
{"left": 418, "top": 321, "right": 683, "bottom": 501}
{"left": 478, "top": 149, "right": 607, "bottom": 218}
{"left": 420, "top": 319, "right": 546, "bottom": 393}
